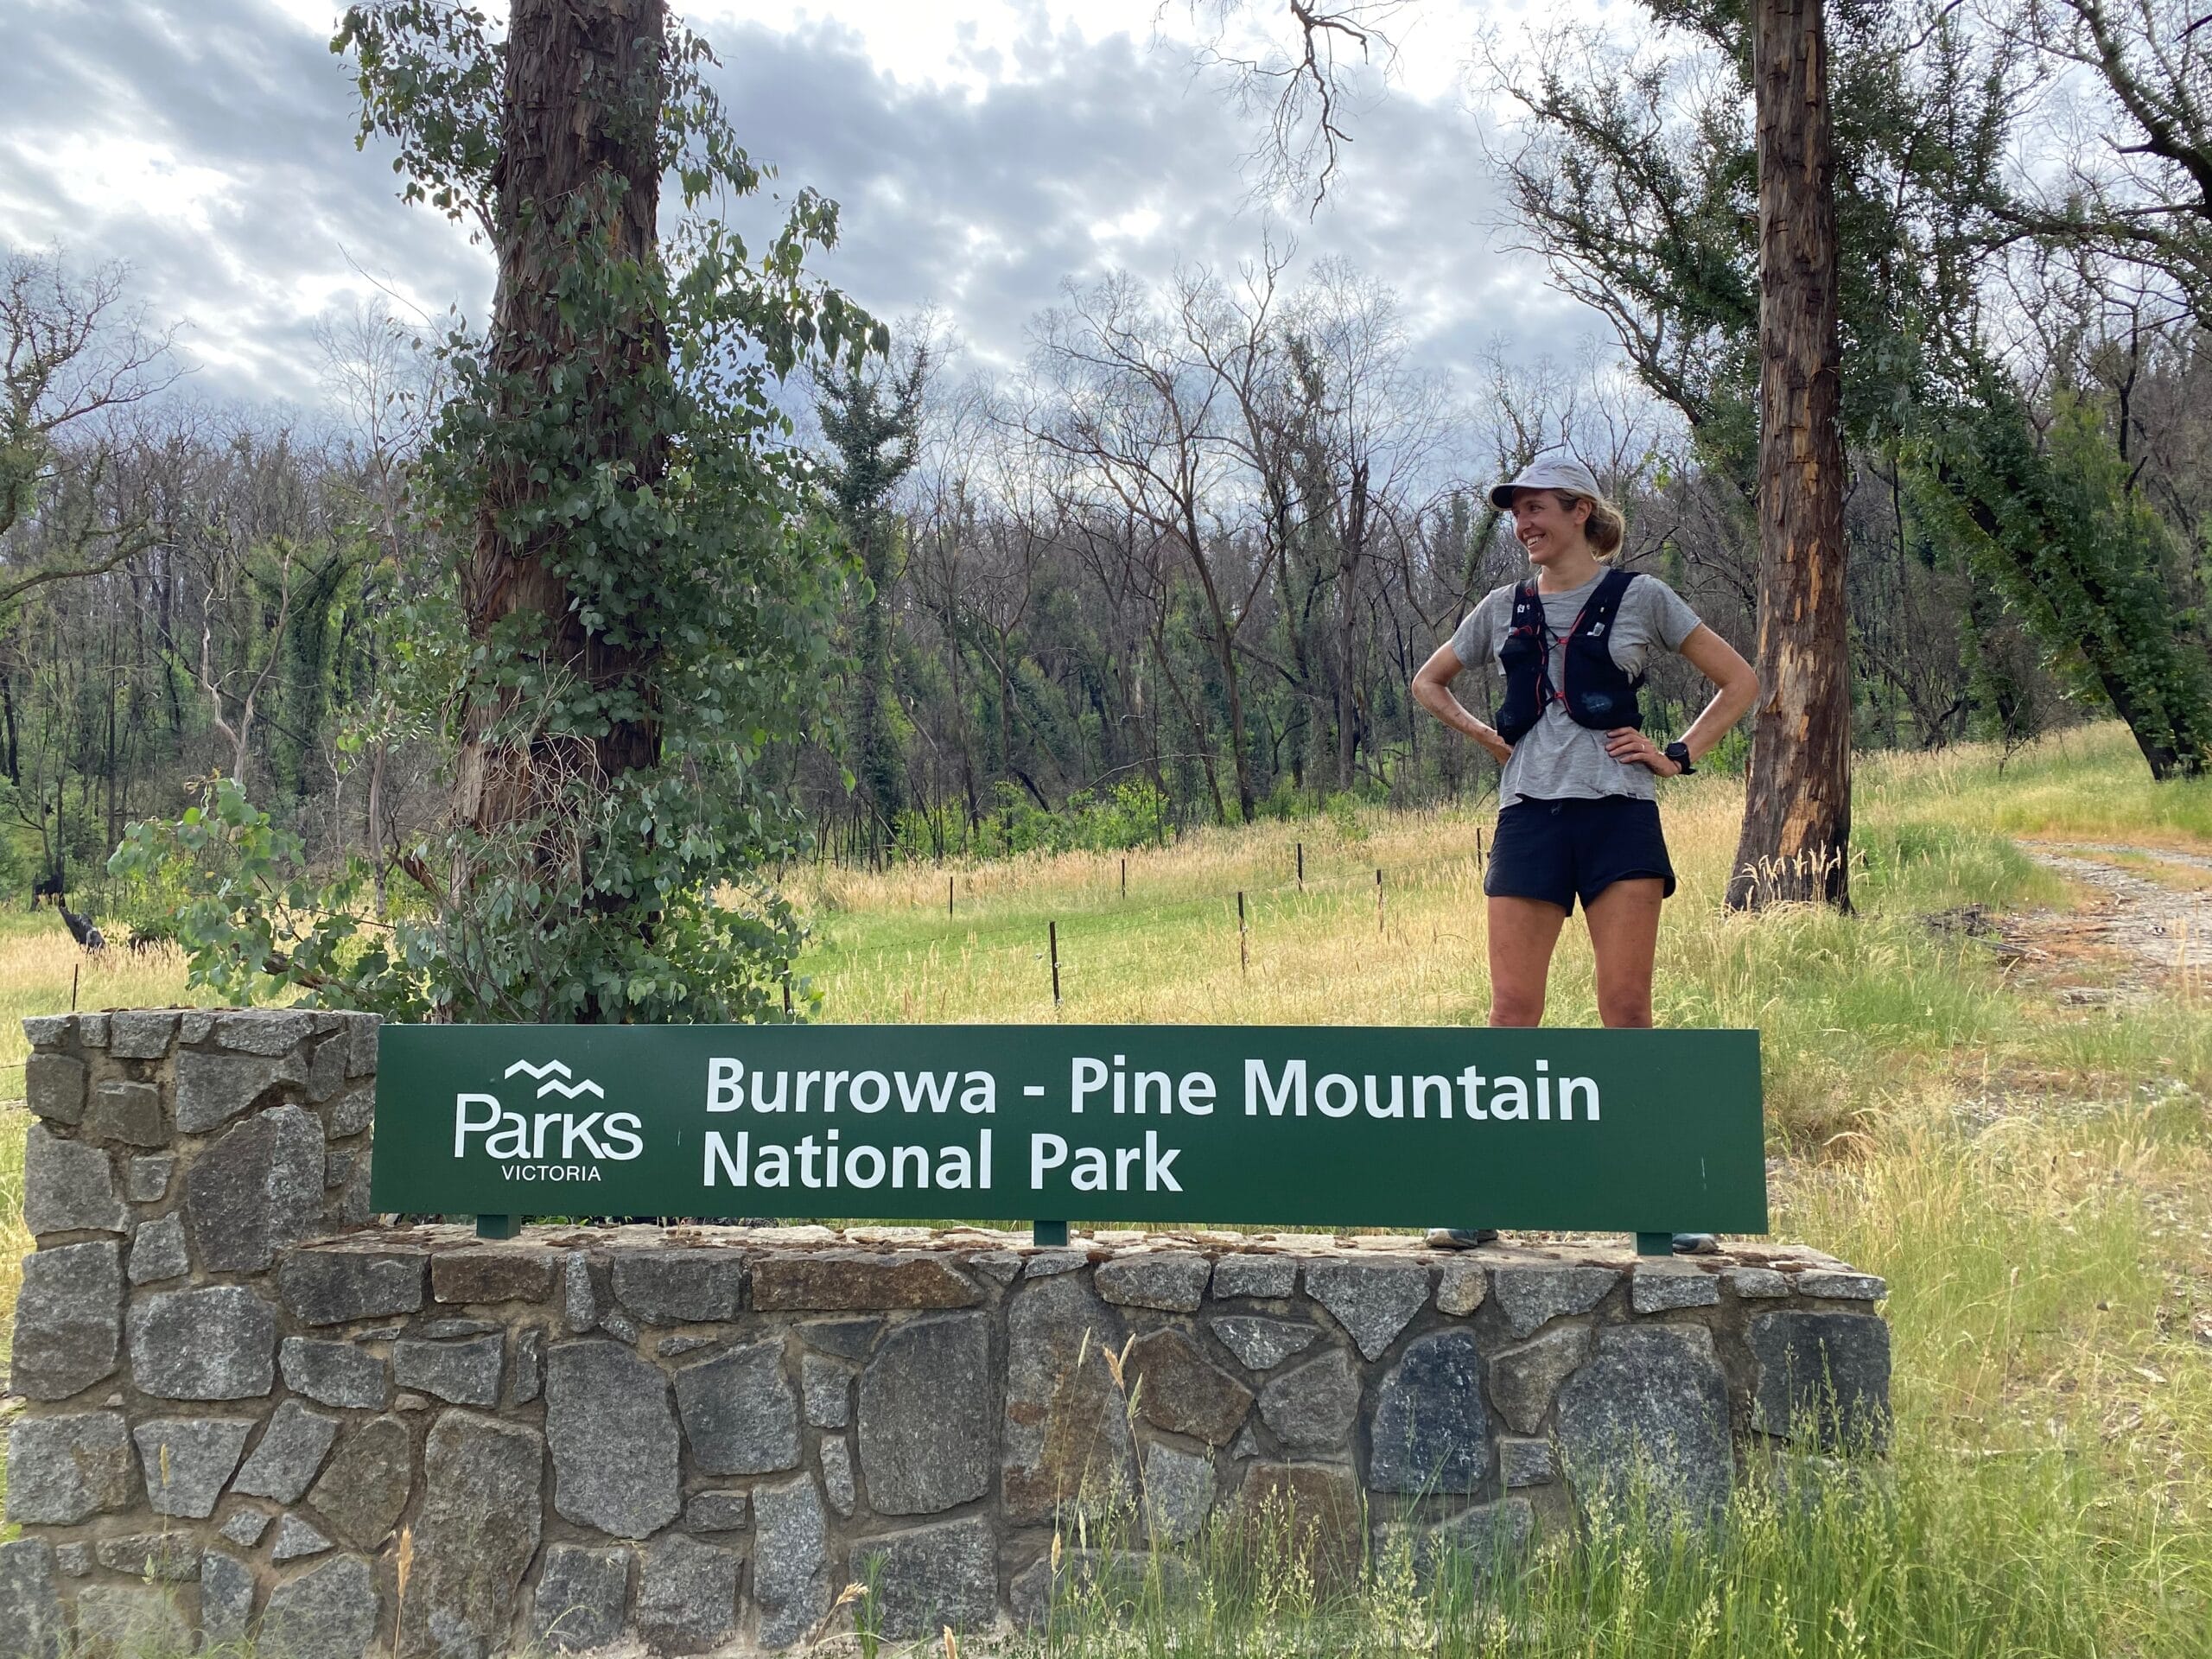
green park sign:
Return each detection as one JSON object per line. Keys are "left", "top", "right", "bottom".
{"left": 372, "top": 1024, "right": 1767, "bottom": 1240}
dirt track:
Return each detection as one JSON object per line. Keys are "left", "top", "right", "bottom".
{"left": 2003, "top": 841, "right": 2212, "bottom": 1000}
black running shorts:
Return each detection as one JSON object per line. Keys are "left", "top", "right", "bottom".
{"left": 1484, "top": 795, "right": 1677, "bottom": 912}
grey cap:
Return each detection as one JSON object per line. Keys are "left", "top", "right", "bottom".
{"left": 1488, "top": 454, "right": 1604, "bottom": 511}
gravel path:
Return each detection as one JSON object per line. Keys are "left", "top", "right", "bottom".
{"left": 2014, "top": 841, "right": 2212, "bottom": 989}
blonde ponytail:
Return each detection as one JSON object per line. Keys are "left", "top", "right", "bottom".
{"left": 1556, "top": 491, "right": 1626, "bottom": 560}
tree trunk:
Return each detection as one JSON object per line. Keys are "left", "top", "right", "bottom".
{"left": 450, "top": 0, "right": 669, "bottom": 984}
{"left": 1727, "top": 0, "right": 1852, "bottom": 912}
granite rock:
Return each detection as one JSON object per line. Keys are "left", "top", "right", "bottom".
{"left": 129, "top": 1285, "right": 276, "bottom": 1400}
{"left": 1096, "top": 1251, "right": 1211, "bottom": 1312}
{"left": 23, "top": 1052, "right": 86, "bottom": 1126}
{"left": 92, "top": 1533, "right": 203, "bottom": 1581}
{"left": 219, "top": 1510, "right": 273, "bottom": 1547}
{"left": 1435, "top": 1260, "right": 1488, "bottom": 1317}
{"left": 547, "top": 1339, "right": 681, "bottom": 1538}
{"left": 216, "top": 1008, "right": 317, "bottom": 1056}
{"left": 1374, "top": 1497, "right": 1535, "bottom": 1588}
{"left": 801, "top": 1351, "right": 849, "bottom": 1428}
{"left": 1749, "top": 1311, "right": 1891, "bottom": 1449}
{"left": 683, "top": 1491, "right": 749, "bottom": 1532}
{"left": 1128, "top": 1326, "right": 1254, "bottom": 1446}
{"left": 85, "top": 1080, "right": 164, "bottom": 1147}
{"left": 797, "top": 1317, "right": 880, "bottom": 1358}
{"left": 105, "top": 1010, "right": 177, "bottom": 1060}
{"left": 9, "top": 1238, "right": 121, "bottom": 1399}
{"left": 1210, "top": 1254, "right": 1296, "bottom": 1300}
{"left": 512, "top": 1327, "right": 546, "bottom": 1405}
{"left": 232, "top": 1399, "right": 340, "bottom": 1503}
{"left": 1726, "top": 1268, "right": 1790, "bottom": 1299}
{"left": 820, "top": 1434, "right": 855, "bottom": 1517}
{"left": 393, "top": 1333, "right": 505, "bottom": 1407}
{"left": 200, "top": 1549, "right": 257, "bottom": 1648}
{"left": 1369, "top": 1329, "right": 1490, "bottom": 1494}
{"left": 3, "top": 1411, "right": 135, "bottom": 1523}
{"left": 1304, "top": 1261, "right": 1430, "bottom": 1360}
{"left": 1556, "top": 1324, "right": 1732, "bottom": 1527}
{"left": 1001, "top": 1271, "right": 1135, "bottom": 1523}
{"left": 73, "top": 1585, "right": 191, "bottom": 1658}
{"left": 308, "top": 1415, "right": 413, "bottom": 1550}
{"left": 281, "top": 1338, "right": 390, "bottom": 1409}
{"left": 860, "top": 1312, "right": 993, "bottom": 1514}
{"left": 261, "top": 1554, "right": 381, "bottom": 1659}
{"left": 1796, "top": 1270, "right": 1888, "bottom": 1301}
{"left": 636, "top": 1535, "right": 740, "bottom": 1656}
{"left": 752, "top": 1250, "right": 980, "bottom": 1311}
{"left": 1257, "top": 1348, "right": 1360, "bottom": 1452}
{"left": 397, "top": 1411, "right": 545, "bottom": 1659}
{"left": 1631, "top": 1267, "right": 1723, "bottom": 1313}
{"left": 1491, "top": 1265, "right": 1619, "bottom": 1339}
{"left": 126, "top": 1213, "right": 188, "bottom": 1286}
{"left": 1489, "top": 1325, "right": 1592, "bottom": 1436}
{"left": 751, "top": 1474, "right": 831, "bottom": 1649}
{"left": 1499, "top": 1438, "right": 1556, "bottom": 1487}
{"left": 531, "top": 1544, "right": 633, "bottom": 1654}
{"left": 133, "top": 1417, "right": 251, "bottom": 1517}
{"left": 855, "top": 1516, "right": 999, "bottom": 1639}
{"left": 1142, "top": 1441, "right": 1216, "bottom": 1545}
{"left": 175, "top": 1048, "right": 302, "bottom": 1135}
{"left": 279, "top": 1248, "right": 426, "bottom": 1325}
{"left": 1209, "top": 1314, "right": 1319, "bottom": 1373}
{"left": 1230, "top": 1461, "right": 1363, "bottom": 1585}
{"left": 433, "top": 1246, "right": 557, "bottom": 1306}
{"left": 563, "top": 1250, "right": 599, "bottom": 1332}
{"left": 676, "top": 1338, "right": 800, "bottom": 1477}
{"left": 186, "top": 1105, "right": 327, "bottom": 1273}
{"left": 22, "top": 1125, "right": 125, "bottom": 1235}
{"left": 610, "top": 1250, "right": 744, "bottom": 1324}
{"left": 270, "top": 1515, "right": 334, "bottom": 1562}
{"left": 124, "top": 1154, "right": 174, "bottom": 1204}
{"left": 0, "top": 1539, "right": 63, "bottom": 1659}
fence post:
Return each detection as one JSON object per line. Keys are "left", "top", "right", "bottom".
{"left": 1296, "top": 841, "right": 1304, "bottom": 891}
{"left": 1376, "top": 868, "right": 1384, "bottom": 934}
{"left": 948, "top": 874, "right": 955, "bottom": 918}
{"left": 1121, "top": 857, "right": 1128, "bottom": 898}
{"left": 1049, "top": 921, "right": 1061, "bottom": 1005}
{"left": 1237, "top": 890, "right": 1248, "bottom": 974}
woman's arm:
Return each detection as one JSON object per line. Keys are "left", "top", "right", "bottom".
{"left": 1411, "top": 639, "right": 1514, "bottom": 766}
{"left": 1605, "top": 624, "right": 1760, "bottom": 775}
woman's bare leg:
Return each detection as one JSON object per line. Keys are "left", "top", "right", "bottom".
{"left": 1487, "top": 895, "right": 1568, "bottom": 1026}
{"left": 1584, "top": 878, "right": 1665, "bottom": 1027}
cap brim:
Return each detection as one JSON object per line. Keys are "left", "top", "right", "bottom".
{"left": 1487, "top": 484, "right": 1519, "bottom": 511}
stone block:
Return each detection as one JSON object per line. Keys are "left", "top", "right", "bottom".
{"left": 200, "top": 1550, "right": 257, "bottom": 1648}
{"left": 1211, "top": 1253, "right": 1296, "bottom": 1300}
{"left": 262, "top": 1554, "right": 382, "bottom": 1659}
{"left": 3, "top": 1411, "right": 135, "bottom": 1523}
{"left": 1096, "top": 1251, "right": 1211, "bottom": 1311}
{"left": 24, "top": 1052, "right": 86, "bottom": 1125}
{"left": 22, "top": 1125, "right": 125, "bottom": 1234}
{"left": 1128, "top": 1327, "right": 1254, "bottom": 1446}
{"left": 821, "top": 1434, "right": 855, "bottom": 1517}
{"left": 1750, "top": 1311, "right": 1891, "bottom": 1449}
{"left": 1257, "top": 1348, "right": 1360, "bottom": 1452}
{"left": 397, "top": 1411, "right": 545, "bottom": 1659}
{"left": 513, "top": 1327, "right": 546, "bottom": 1405}
{"left": 1556, "top": 1324, "right": 1732, "bottom": 1527}
{"left": 134, "top": 1417, "right": 252, "bottom": 1517}
{"left": 0, "top": 1539, "right": 62, "bottom": 1659}
{"left": 1370, "top": 1330, "right": 1491, "bottom": 1495}
{"left": 76, "top": 1013, "right": 109, "bottom": 1047}
{"left": 548, "top": 1339, "right": 682, "bottom": 1537}
{"left": 232, "top": 1399, "right": 340, "bottom": 1503}
{"left": 1632, "top": 1267, "right": 1723, "bottom": 1313}
{"left": 683, "top": 1490, "right": 749, "bottom": 1532}
{"left": 9, "top": 1238, "right": 121, "bottom": 1399}
{"left": 86, "top": 1081, "right": 164, "bottom": 1147}
{"left": 1209, "top": 1315, "right": 1319, "bottom": 1372}
{"left": 1796, "top": 1270, "right": 1888, "bottom": 1301}
{"left": 797, "top": 1317, "right": 880, "bottom": 1357}
{"left": 751, "top": 1474, "right": 831, "bottom": 1649}
{"left": 393, "top": 1333, "right": 505, "bottom": 1406}
{"left": 130, "top": 1284, "right": 276, "bottom": 1400}
{"left": 1490, "top": 1325, "right": 1592, "bottom": 1436}
{"left": 1230, "top": 1461, "right": 1363, "bottom": 1586}
{"left": 306, "top": 1033, "right": 346, "bottom": 1103}
{"left": 1304, "top": 1261, "right": 1430, "bottom": 1360}
{"left": 93, "top": 1533, "right": 203, "bottom": 1581}
{"left": 74, "top": 1584, "right": 190, "bottom": 1657}
{"left": 216, "top": 1007, "right": 316, "bottom": 1055}
{"left": 179, "top": 1010, "right": 216, "bottom": 1043}
{"left": 801, "top": 1351, "right": 849, "bottom": 1428}
{"left": 1492, "top": 1265, "right": 1620, "bottom": 1339}
{"left": 106, "top": 1010, "right": 178, "bottom": 1060}
{"left": 22, "top": 1013, "right": 72, "bottom": 1049}
{"left": 1436, "top": 1260, "right": 1488, "bottom": 1317}
{"left": 434, "top": 1245, "right": 558, "bottom": 1305}
{"left": 1001, "top": 1271, "right": 1134, "bottom": 1524}
{"left": 1728, "top": 1267, "right": 1790, "bottom": 1298}
{"left": 677, "top": 1337, "right": 800, "bottom": 1477}
{"left": 279, "top": 1246, "right": 427, "bottom": 1325}
{"left": 271, "top": 1515, "right": 334, "bottom": 1562}
{"left": 1143, "top": 1441, "right": 1216, "bottom": 1545}
{"left": 1374, "top": 1497, "right": 1535, "bottom": 1588}
{"left": 186, "top": 1104, "right": 327, "bottom": 1273}
{"left": 855, "top": 1516, "right": 999, "bottom": 1640}
{"left": 219, "top": 1509, "right": 273, "bottom": 1548}
{"left": 52, "top": 1544, "right": 89, "bottom": 1579}
{"left": 346, "top": 1012, "right": 382, "bottom": 1076}
{"left": 1023, "top": 1249, "right": 1086, "bottom": 1279}
{"left": 127, "top": 1213, "right": 188, "bottom": 1285}
{"left": 858, "top": 1312, "right": 993, "bottom": 1514}
{"left": 175, "top": 1048, "right": 302, "bottom": 1135}
{"left": 969, "top": 1249, "right": 1023, "bottom": 1284}
{"left": 610, "top": 1249, "right": 744, "bottom": 1323}
{"left": 327, "top": 1079, "right": 374, "bottom": 1139}
{"left": 1500, "top": 1437, "right": 1556, "bottom": 1488}
{"left": 753, "top": 1249, "right": 982, "bottom": 1311}
{"left": 1009, "top": 1549, "right": 1192, "bottom": 1630}
{"left": 561, "top": 1249, "right": 601, "bottom": 1333}
{"left": 124, "top": 1153, "right": 174, "bottom": 1203}
{"left": 281, "top": 1337, "right": 390, "bottom": 1408}
{"left": 637, "top": 1535, "right": 741, "bottom": 1656}
{"left": 308, "top": 1415, "right": 414, "bottom": 1550}
{"left": 532, "top": 1543, "right": 634, "bottom": 1654}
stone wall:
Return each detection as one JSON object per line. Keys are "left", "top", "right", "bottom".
{"left": 3, "top": 1010, "right": 1891, "bottom": 1658}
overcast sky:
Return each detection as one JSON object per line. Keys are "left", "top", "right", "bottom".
{"left": 1, "top": 0, "right": 1645, "bottom": 412}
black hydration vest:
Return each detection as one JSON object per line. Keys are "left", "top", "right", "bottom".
{"left": 1491, "top": 569, "right": 1645, "bottom": 743}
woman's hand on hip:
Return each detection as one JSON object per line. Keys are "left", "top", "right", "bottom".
{"left": 1605, "top": 728, "right": 1681, "bottom": 775}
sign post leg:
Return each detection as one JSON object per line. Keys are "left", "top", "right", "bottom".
{"left": 1635, "top": 1231, "right": 1672, "bottom": 1258}
{"left": 1033, "top": 1220, "right": 1069, "bottom": 1248}
{"left": 476, "top": 1214, "right": 522, "bottom": 1240}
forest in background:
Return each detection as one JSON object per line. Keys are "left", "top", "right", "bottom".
{"left": 3, "top": 0, "right": 2209, "bottom": 918}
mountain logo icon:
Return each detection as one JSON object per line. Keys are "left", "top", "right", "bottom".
{"left": 504, "top": 1059, "right": 605, "bottom": 1101}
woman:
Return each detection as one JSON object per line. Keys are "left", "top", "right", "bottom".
{"left": 1409, "top": 455, "right": 1758, "bottom": 1254}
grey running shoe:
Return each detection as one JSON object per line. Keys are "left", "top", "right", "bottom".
{"left": 1425, "top": 1228, "right": 1501, "bottom": 1249}
{"left": 1670, "top": 1232, "right": 1719, "bottom": 1255}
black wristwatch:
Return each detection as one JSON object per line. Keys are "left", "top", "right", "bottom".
{"left": 1665, "top": 740, "right": 1695, "bottom": 775}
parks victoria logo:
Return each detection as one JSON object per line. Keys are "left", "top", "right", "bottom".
{"left": 452, "top": 1058, "right": 645, "bottom": 1183}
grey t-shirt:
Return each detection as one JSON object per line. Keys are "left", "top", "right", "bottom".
{"left": 1448, "top": 570, "right": 1704, "bottom": 807}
